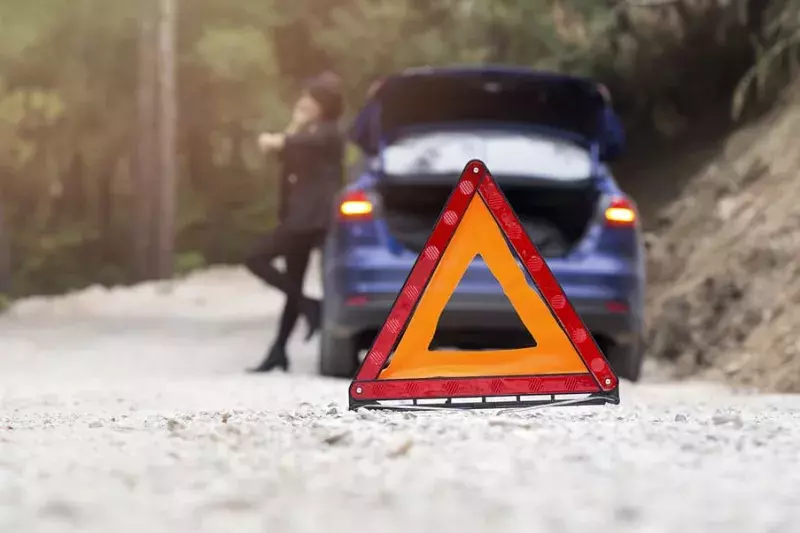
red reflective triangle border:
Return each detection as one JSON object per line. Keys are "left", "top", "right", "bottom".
{"left": 348, "top": 159, "right": 619, "bottom": 407}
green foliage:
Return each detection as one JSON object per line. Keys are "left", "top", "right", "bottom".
{"left": 0, "top": 0, "right": 778, "bottom": 297}
{"left": 732, "top": 0, "right": 800, "bottom": 120}
{"left": 174, "top": 251, "right": 207, "bottom": 276}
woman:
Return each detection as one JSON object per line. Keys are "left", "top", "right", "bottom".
{"left": 247, "top": 73, "right": 345, "bottom": 373}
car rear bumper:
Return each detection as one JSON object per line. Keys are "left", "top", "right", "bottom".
{"left": 325, "top": 293, "right": 639, "bottom": 347}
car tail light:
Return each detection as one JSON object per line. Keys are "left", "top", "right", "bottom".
{"left": 345, "top": 295, "right": 369, "bottom": 306}
{"left": 339, "top": 190, "right": 374, "bottom": 219}
{"left": 604, "top": 196, "right": 636, "bottom": 227}
{"left": 605, "top": 300, "right": 629, "bottom": 313}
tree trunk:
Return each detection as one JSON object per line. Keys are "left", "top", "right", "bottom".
{"left": 0, "top": 201, "right": 10, "bottom": 295}
{"left": 134, "top": 0, "right": 159, "bottom": 281}
{"left": 155, "top": 0, "right": 178, "bottom": 279}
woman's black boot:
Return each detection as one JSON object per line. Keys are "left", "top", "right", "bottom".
{"left": 248, "top": 344, "right": 289, "bottom": 373}
{"left": 300, "top": 297, "right": 322, "bottom": 341}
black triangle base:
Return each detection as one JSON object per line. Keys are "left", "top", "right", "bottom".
{"left": 349, "top": 388, "right": 620, "bottom": 411}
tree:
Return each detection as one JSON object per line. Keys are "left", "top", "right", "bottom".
{"left": 155, "top": 0, "right": 178, "bottom": 279}
{"left": 135, "top": 0, "right": 178, "bottom": 281}
{"left": 0, "top": 200, "right": 9, "bottom": 295}
{"left": 135, "top": 0, "right": 158, "bottom": 281}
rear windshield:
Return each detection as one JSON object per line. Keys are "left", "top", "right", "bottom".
{"left": 381, "top": 130, "right": 593, "bottom": 181}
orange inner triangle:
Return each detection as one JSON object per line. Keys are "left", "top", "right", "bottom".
{"left": 379, "top": 194, "right": 589, "bottom": 380}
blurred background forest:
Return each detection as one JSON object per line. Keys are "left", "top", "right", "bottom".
{"left": 0, "top": 0, "right": 797, "bottom": 300}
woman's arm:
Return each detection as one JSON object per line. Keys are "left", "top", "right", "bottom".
{"left": 258, "top": 123, "right": 341, "bottom": 155}
{"left": 256, "top": 117, "right": 303, "bottom": 153}
{"left": 282, "top": 123, "right": 341, "bottom": 152}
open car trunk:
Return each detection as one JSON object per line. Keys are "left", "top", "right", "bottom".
{"left": 351, "top": 67, "right": 613, "bottom": 155}
{"left": 353, "top": 68, "right": 613, "bottom": 256}
{"left": 377, "top": 174, "right": 599, "bottom": 258}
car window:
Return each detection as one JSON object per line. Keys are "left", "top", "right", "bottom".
{"left": 382, "top": 130, "right": 593, "bottom": 180}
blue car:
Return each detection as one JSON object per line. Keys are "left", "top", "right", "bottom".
{"left": 319, "top": 66, "right": 646, "bottom": 382}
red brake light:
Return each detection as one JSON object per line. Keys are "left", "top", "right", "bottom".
{"left": 339, "top": 190, "right": 374, "bottom": 219}
{"left": 605, "top": 300, "right": 629, "bottom": 313}
{"left": 604, "top": 196, "right": 636, "bottom": 227}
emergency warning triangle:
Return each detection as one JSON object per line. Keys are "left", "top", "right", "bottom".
{"left": 348, "top": 160, "right": 619, "bottom": 410}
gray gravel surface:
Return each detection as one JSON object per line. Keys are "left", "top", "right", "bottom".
{"left": 1, "top": 263, "right": 799, "bottom": 533}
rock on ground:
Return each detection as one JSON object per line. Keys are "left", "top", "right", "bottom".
{"left": 1, "top": 263, "right": 800, "bottom": 533}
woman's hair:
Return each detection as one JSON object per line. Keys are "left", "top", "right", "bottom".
{"left": 303, "top": 71, "right": 344, "bottom": 121}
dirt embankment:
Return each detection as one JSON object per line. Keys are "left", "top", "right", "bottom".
{"left": 645, "top": 87, "right": 800, "bottom": 393}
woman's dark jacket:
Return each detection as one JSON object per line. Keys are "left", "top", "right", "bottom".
{"left": 277, "top": 121, "right": 344, "bottom": 232}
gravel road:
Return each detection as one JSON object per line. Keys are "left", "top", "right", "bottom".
{"left": 1, "top": 258, "right": 799, "bottom": 533}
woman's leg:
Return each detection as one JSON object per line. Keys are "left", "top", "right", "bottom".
{"left": 245, "top": 225, "right": 305, "bottom": 301}
{"left": 245, "top": 228, "right": 323, "bottom": 372}
{"left": 272, "top": 241, "right": 315, "bottom": 349}
{"left": 246, "top": 227, "right": 322, "bottom": 339}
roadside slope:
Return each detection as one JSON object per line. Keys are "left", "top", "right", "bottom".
{"left": 646, "top": 88, "right": 800, "bottom": 392}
